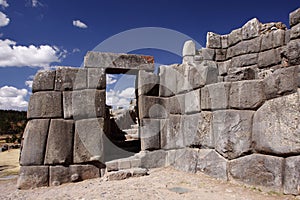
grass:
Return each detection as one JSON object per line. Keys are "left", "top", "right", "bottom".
{"left": 0, "top": 149, "right": 20, "bottom": 178}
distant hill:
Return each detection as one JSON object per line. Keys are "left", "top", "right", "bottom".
{"left": 0, "top": 110, "right": 27, "bottom": 136}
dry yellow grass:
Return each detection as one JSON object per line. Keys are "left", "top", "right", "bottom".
{"left": 0, "top": 149, "right": 20, "bottom": 178}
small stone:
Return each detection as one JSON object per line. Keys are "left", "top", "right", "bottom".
{"left": 221, "top": 35, "right": 229, "bottom": 48}
{"left": 218, "top": 60, "right": 231, "bottom": 76}
{"left": 215, "top": 49, "right": 227, "bottom": 61}
{"left": 206, "top": 32, "right": 221, "bottom": 49}
{"left": 284, "top": 156, "right": 300, "bottom": 195}
{"left": 71, "top": 174, "right": 79, "bottom": 182}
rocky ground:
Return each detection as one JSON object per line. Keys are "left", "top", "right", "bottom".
{"left": 0, "top": 167, "right": 298, "bottom": 200}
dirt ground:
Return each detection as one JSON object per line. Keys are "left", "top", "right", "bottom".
{"left": 0, "top": 149, "right": 20, "bottom": 179}
{"left": 0, "top": 167, "right": 298, "bottom": 200}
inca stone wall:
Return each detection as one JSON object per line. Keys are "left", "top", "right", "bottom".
{"left": 19, "top": 8, "right": 300, "bottom": 195}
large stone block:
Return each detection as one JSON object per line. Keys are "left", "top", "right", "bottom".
{"left": 138, "top": 70, "right": 159, "bottom": 96}
{"left": 286, "top": 39, "right": 300, "bottom": 66}
{"left": 160, "top": 115, "right": 184, "bottom": 149}
{"left": 291, "top": 23, "right": 300, "bottom": 40}
{"left": 229, "top": 154, "right": 284, "bottom": 190}
{"left": 167, "top": 148, "right": 199, "bottom": 173}
{"left": 263, "top": 66, "right": 298, "bottom": 99}
{"left": 198, "top": 48, "right": 215, "bottom": 61}
{"left": 74, "top": 118, "right": 105, "bottom": 163}
{"left": 55, "top": 67, "right": 87, "bottom": 91}
{"left": 215, "top": 49, "right": 227, "bottom": 61}
{"left": 253, "top": 92, "right": 300, "bottom": 155}
{"left": 213, "top": 110, "right": 254, "bottom": 159}
{"left": 229, "top": 80, "right": 265, "bottom": 109}
{"left": 201, "top": 82, "right": 231, "bottom": 110}
{"left": 206, "top": 32, "right": 221, "bottom": 49}
{"left": 284, "top": 156, "right": 300, "bottom": 195}
{"left": 258, "top": 48, "right": 281, "bottom": 68}
{"left": 63, "top": 91, "right": 72, "bottom": 119}
{"left": 139, "top": 150, "right": 167, "bottom": 169}
{"left": 273, "top": 29, "right": 285, "bottom": 48}
{"left": 225, "top": 67, "right": 256, "bottom": 82}
{"left": 159, "top": 65, "right": 177, "bottom": 97}
{"left": 241, "top": 18, "right": 261, "bottom": 40}
{"left": 44, "top": 119, "right": 74, "bottom": 165}
{"left": 228, "top": 28, "right": 242, "bottom": 47}
{"left": 221, "top": 35, "right": 229, "bottom": 48}
{"left": 290, "top": 8, "right": 300, "bottom": 27}
{"left": 138, "top": 96, "right": 169, "bottom": 119}
{"left": 182, "top": 40, "right": 196, "bottom": 56}
{"left": 140, "top": 119, "right": 160, "bottom": 150}
{"left": 32, "top": 70, "right": 56, "bottom": 93}
{"left": 20, "top": 119, "right": 50, "bottom": 166}
{"left": 72, "top": 89, "right": 106, "bottom": 120}
{"left": 227, "top": 37, "right": 261, "bottom": 58}
{"left": 27, "top": 91, "right": 62, "bottom": 119}
{"left": 261, "top": 32, "right": 273, "bottom": 51}
{"left": 261, "top": 29, "right": 285, "bottom": 50}
{"left": 169, "top": 94, "right": 185, "bottom": 114}
{"left": 87, "top": 68, "right": 106, "bottom": 89}
{"left": 231, "top": 53, "right": 257, "bottom": 68}
{"left": 184, "top": 89, "right": 200, "bottom": 114}
{"left": 197, "top": 149, "right": 228, "bottom": 180}
{"left": 174, "top": 64, "right": 190, "bottom": 94}
{"left": 218, "top": 60, "right": 231, "bottom": 76}
{"left": 17, "top": 166, "right": 49, "bottom": 189}
{"left": 84, "top": 52, "right": 154, "bottom": 72}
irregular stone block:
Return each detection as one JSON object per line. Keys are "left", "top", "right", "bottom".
{"left": 167, "top": 148, "right": 199, "bottom": 173}
{"left": 261, "top": 32, "right": 273, "bottom": 51}
{"left": 74, "top": 118, "right": 105, "bottom": 163}
{"left": 242, "top": 18, "right": 261, "bottom": 40}
{"left": 284, "top": 156, "right": 300, "bottom": 195}
{"left": 159, "top": 65, "right": 177, "bottom": 97}
{"left": 44, "top": 119, "right": 74, "bottom": 165}
{"left": 27, "top": 91, "right": 62, "bottom": 119}
{"left": 285, "top": 29, "right": 291, "bottom": 44}
{"left": 229, "top": 80, "right": 265, "bottom": 109}
{"left": 184, "top": 89, "right": 200, "bottom": 114}
{"left": 291, "top": 23, "right": 300, "bottom": 40}
{"left": 290, "top": 8, "right": 300, "bottom": 27}
{"left": 206, "top": 32, "right": 221, "bottom": 49}
{"left": 229, "top": 154, "right": 284, "bottom": 190}
{"left": 221, "top": 35, "right": 229, "bottom": 48}
{"left": 72, "top": 89, "right": 106, "bottom": 120}
{"left": 20, "top": 119, "right": 50, "bottom": 166}
{"left": 118, "top": 159, "right": 131, "bottom": 170}
{"left": 140, "top": 119, "right": 160, "bottom": 150}
{"left": 105, "top": 170, "right": 131, "bottom": 181}
{"left": 160, "top": 115, "right": 184, "bottom": 149}
{"left": 55, "top": 67, "right": 87, "bottom": 91}
{"left": 138, "top": 70, "right": 159, "bottom": 96}
{"left": 286, "top": 39, "right": 300, "bottom": 66}
{"left": 182, "top": 40, "right": 196, "bottom": 56}
{"left": 225, "top": 67, "right": 256, "bottom": 82}
{"left": 201, "top": 82, "right": 231, "bottom": 110}
{"left": 258, "top": 48, "right": 281, "bottom": 68}
{"left": 138, "top": 96, "right": 169, "bottom": 119}
{"left": 62, "top": 91, "right": 72, "bottom": 119}
{"left": 218, "top": 60, "right": 231, "bottom": 76}
{"left": 17, "top": 166, "right": 49, "bottom": 189}
{"left": 32, "top": 70, "right": 56, "bottom": 93}
{"left": 228, "top": 28, "right": 242, "bottom": 47}
{"left": 139, "top": 150, "right": 167, "bottom": 168}
{"left": 70, "top": 165, "right": 100, "bottom": 181}
{"left": 169, "top": 94, "right": 185, "bottom": 114}
{"left": 231, "top": 53, "right": 257, "bottom": 68}
{"left": 213, "top": 110, "right": 254, "bottom": 159}
{"left": 273, "top": 29, "right": 285, "bottom": 48}
{"left": 198, "top": 48, "right": 215, "bottom": 61}
{"left": 87, "top": 68, "right": 106, "bottom": 89}
{"left": 174, "top": 64, "right": 190, "bottom": 94}
{"left": 215, "top": 49, "right": 227, "bottom": 61}
{"left": 263, "top": 66, "right": 298, "bottom": 99}
{"left": 227, "top": 37, "right": 261, "bottom": 58}
{"left": 49, "top": 165, "right": 70, "bottom": 186}
{"left": 253, "top": 92, "right": 300, "bottom": 155}
{"left": 84, "top": 52, "right": 155, "bottom": 72}
{"left": 197, "top": 149, "right": 228, "bottom": 180}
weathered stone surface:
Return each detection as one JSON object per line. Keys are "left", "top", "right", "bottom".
{"left": 221, "top": 35, "right": 229, "bottom": 48}
{"left": 229, "top": 80, "right": 265, "bottom": 109}
{"left": 230, "top": 53, "right": 257, "bottom": 68}
{"left": 290, "top": 8, "right": 300, "bottom": 27}
{"left": 17, "top": 166, "right": 49, "bottom": 189}
{"left": 20, "top": 119, "right": 50, "bottom": 166}
{"left": 140, "top": 119, "right": 160, "bottom": 150}
{"left": 201, "top": 82, "right": 231, "bottom": 110}
{"left": 74, "top": 118, "right": 105, "bottom": 163}
{"left": 182, "top": 40, "right": 196, "bottom": 56}
{"left": 87, "top": 68, "right": 106, "bottom": 89}
{"left": 167, "top": 148, "right": 199, "bottom": 173}
{"left": 159, "top": 65, "right": 177, "bottom": 97}
{"left": 227, "top": 37, "right": 261, "bottom": 58}
{"left": 206, "top": 32, "right": 221, "bottom": 49}
{"left": 284, "top": 156, "right": 300, "bottom": 195}
{"left": 138, "top": 96, "right": 169, "bottom": 119}
{"left": 174, "top": 64, "right": 190, "bottom": 94}
{"left": 263, "top": 66, "right": 298, "bottom": 99}
{"left": 197, "top": 149, "right": 228, "bottom": 180}
{"left": 291, "top": 23, "right": 300, "bottom": 40}
{"left": 213, "top": 110, "right": 254, "bottom": 159}
{"left": 229, "top": 154, "right": 284, "bottom": 190}
{"left": 138, "top": 70, "right": 159, "bottom": 96}
{"left": 49, "top": 165, "right": 70, "bottom": 186}
{"left": 228, "top": 28, "right": 242, "bottom": 47}
{"left": 118, "top": 158, "right": 131, "bottom": 170}
{"left": 84, "top": 52, "right": 154, "bottom": 72}
{"left": 169, "top": 94, "right": 185, "bottom": 114}
{"left": 63, "top": 91, "right": 72, "bottom": 119}
{"left": 55, "top": 67, "right": 87, "bottom": 91}
{"left": 215, "top": 49, "right": 227, "bottom": 61}
{"left": 225, "top": 67, "right": 256, "bottom": 82}
{"left": 198, "top": 48, "right": 215, "bottom": 61}
{"left": 286, "top": 39, "right": 300, "bottom": 66}
{"left": 253, "top": 92, "right": 300, "bottom": 155}
{"left": 72, "top": 89, "right": 106, "bottom": 120}
{"left": 139, "top": 150, "right": 167, "bottom": 169}
{"left": 44, "top": 119, "right": 74, "bottom": 165}
{"left": 273, "top": 29, "right": 285, "bottom": 48}
{"left": 258, "top": 48, "right": 281, "bottom": 68}
{"left": 218, "top": 60, "right": 231, "bottom": 76}
{"left": 184, "top": 89, "right": 200, "bottom": 114}
{"left": 242, "top": 18, "right": 261, "bottom": 40}
{"left": 27, "top": 91, "right": 62, "bottom": 119}
{"left": 160, "top": 115, "right": 184, "bottom": 149}
{"left": 70, "top": 165, "right": 100, "bottom": 181}
{"left": 105, "top": 170, "right": 131, "bottom": 181}
{"left": 261, "top": 32, "right": 273, "bottom": 51}
{"left": 285, "top": 29, "right": 291, "bottom": 44}
{"left": 32, "top": 70, "right": 56, "bottom": 92}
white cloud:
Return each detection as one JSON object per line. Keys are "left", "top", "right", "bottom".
{"left": 106, "top": 74, "right": 117, "bottom": 85}
{"left": 0, "top": 39, "right": 67, "bottom": 68}
{"left": 72, "top": 48, "right": 80, "bottom": 53}
{"left": 0, "top": 0, "right": 9, "bottom": 8}
{"left": 31, "top": 0, "right": 42, "bottom": 7}
{"left": 0, "top": 12, "right": 9, "bottom": 27}
{"left": 73, "top": 20, "right": 88, "bottom": 29}
{"left": 106, "top": 87, "right": 135, "bottom": 108}
{"left": 119, "top": 87, "right": 135, "bottom": 98}
{"left": 0, "top": 86, "right": 28, "bottom": 110}
{"left": 25, "top": 80, "right": 33, "bottom": 88}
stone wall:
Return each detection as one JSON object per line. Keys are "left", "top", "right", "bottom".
{"left": 19, "top": 7, "right": 300, "bottom": 195}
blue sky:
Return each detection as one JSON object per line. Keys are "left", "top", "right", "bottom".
{"left": 0, "top": 0, "right": 299, "bottom": 110}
